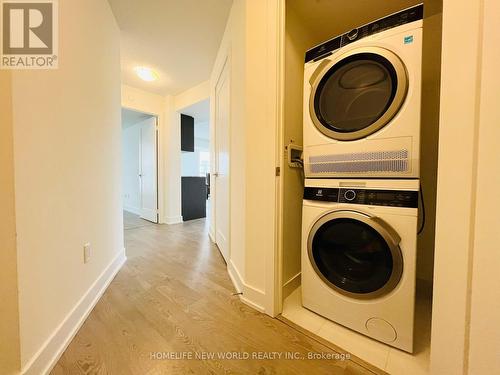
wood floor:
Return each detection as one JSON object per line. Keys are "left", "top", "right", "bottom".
{"left": 52, "top": 213, "right": 379, "bottom": 375}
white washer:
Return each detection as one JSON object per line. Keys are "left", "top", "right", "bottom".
{"left": 303, "top": 5, "right": 423, "bottom": 178}
{"left": 301, "top": 179, "right": 419, "bottom": 352}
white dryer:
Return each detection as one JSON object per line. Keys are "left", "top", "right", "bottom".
{"left": 301, "top": 179, "right": 419, "bottom": 352}
{"left": 303, "top": 5, "right": 423, "bottom": 178}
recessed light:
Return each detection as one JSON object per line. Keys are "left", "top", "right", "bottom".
{"left": 134, "top": 67, "right": 159, "bottom": 82}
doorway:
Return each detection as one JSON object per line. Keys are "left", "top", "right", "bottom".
{"left": 121, "top": 108, "right": 159, "bottom": 226}
{"left": 178, "top": 99, "right": 211, "bottom": 224}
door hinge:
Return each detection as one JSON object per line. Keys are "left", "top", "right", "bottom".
{"left": 275, "top": 167, "right": 281, "bottom": 176}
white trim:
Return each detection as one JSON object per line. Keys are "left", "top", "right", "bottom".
{"left": 123, "top": 206, "right": 141, "bottom": 216}
{"left": 241, "top": 285, "right": 266, "bottom": 313}
{"left": 208, "top": 230, "right": 216, "bottom": 244}
{"left": 227, "top": 260, "right": 266, "bottom": 313}
{"left": 227, "top": 260, "right": 244, "bottom": 293}
{"left": 21, "top": 249, "right": 127, "bottom": 375}
{"left": 269, "top": 0, "right": 286, "bottom": 318}
{"left": 165, "top": 216, "right": 183, "bottom": 225}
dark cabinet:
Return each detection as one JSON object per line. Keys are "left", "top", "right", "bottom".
{"left": 181, "top": 114, "right": 194, "bottom": 152}
{"left": 181, "top": 177, "right": 207, "bottom": 221}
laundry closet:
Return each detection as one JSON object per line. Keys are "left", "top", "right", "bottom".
{"left": 276, "top": 1, "right": 442, "bottom": 373}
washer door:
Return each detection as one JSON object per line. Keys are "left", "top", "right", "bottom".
{"left": 307, "top": 211, "right": 403, "bottom": 299}
{"left": 309, "top": 47, "right": 408, "bottom": 141}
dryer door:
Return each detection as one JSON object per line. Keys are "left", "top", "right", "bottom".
{"left": 309, "top": 47, "right": 408, "bottom": 141}
{"left": 307, "top": 210, "right": 403, "bottom": 299}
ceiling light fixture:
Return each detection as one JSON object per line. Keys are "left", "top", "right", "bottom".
{"left": 134, "top": 66, "right": 159, "bottom": 82}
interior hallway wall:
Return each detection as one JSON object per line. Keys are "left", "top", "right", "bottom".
{"left": 10, "top": 0, "right": 123, "bottom": 371}
{"left": 430, "top": 0, "right": 500, "bottom": 373}
{"left": 210, "top": 0, "right": 248, "bottom": 293}
{"left": 467, "top": 1, "right": 500, "bottom": 372}
{"left": 243, "top": 0, "right": 280, "bottom": 308}
{"left": 210, "top": 0, "right": 282, "bottom": 313}
{"left": 0, "top": 71, "right": 21, "bottom": 375}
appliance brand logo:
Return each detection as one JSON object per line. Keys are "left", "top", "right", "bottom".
{"left": 316, "top": 189, "right": 323, "bottom": 197}
{"left": 404, "top": 35, "right": 414, "bottom": 45}
{"left": 1, "top": 0, "right": 58, "bottom": 69}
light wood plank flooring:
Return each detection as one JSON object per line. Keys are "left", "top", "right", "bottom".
{"left": 52, "top": 214, "right": 380, "bottom": 375}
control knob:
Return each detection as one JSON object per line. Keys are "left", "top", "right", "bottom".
{"left": 344, "top": 190, "right": 356, "bottom": 201}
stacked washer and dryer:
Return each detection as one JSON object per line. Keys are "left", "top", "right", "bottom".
{"left": 300, "top": 4, "right": 424, "bottom": 353}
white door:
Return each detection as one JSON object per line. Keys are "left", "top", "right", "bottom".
{"left": 140, "top": 117, "right": 158, "bottom": 223}
{"left": 214, "top": 60, "right": 230, "bottom": 263}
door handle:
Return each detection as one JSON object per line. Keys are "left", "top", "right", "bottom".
{"left": 213, "top": 172, "right": 219, "bottom": 177}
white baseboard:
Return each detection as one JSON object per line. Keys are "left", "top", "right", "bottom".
{"left": 165, "top": 215, "right": 183, "bottom": 225}
{"left": 123, "top": 206, "right": 141, "bottom": 216}
{"left": 208, "top": 228, "right": 215, "bottom": 243}
{"left": 227, "top": 260, "right": 244, "bottom": 294}
{"left": 227, "top": 260, "right": 266, "bottom": 313}
{"left": 240, "top": 286, "right": 266, "bottom": 313}
{"left": 22, "top": 250, "right": 127, "bottom": 375}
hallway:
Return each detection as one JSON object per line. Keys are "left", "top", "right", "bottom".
{"left": 51, "top": 215, "right": 376, "bottom": 374}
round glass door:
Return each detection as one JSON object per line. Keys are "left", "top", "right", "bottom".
{"left": 309, "top": 48, "right": 408, "bottom": 141}
{"left": 307, "top": 211, "right": 403, "bottom": 299}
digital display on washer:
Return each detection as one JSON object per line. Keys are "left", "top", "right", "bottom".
{"left": 304, "top": 187, "right": 418, "bottom": 208}
{"left": 375, "top": 192, "right": 399, "bottom": 200}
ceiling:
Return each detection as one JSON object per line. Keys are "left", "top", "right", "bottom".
{"left": 288, "top": 0, "right": 424, "bottom": 47}
{"left": 121, "top": 108, "right": 153, "bottom": 128}
{"left": 108, "top": 0, "right": 232, "bottom": 96}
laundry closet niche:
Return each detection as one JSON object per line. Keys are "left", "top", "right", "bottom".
{"left": 278, "top": 0, "right": 442, "bottom": 373}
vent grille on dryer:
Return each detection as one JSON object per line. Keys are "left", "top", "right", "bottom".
{"left": 309, "top": 150, "right": 409, "bottom": 174}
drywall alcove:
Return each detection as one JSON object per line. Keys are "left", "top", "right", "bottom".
{"left": 278, "top": 1, "right": 442, "bottom": 373}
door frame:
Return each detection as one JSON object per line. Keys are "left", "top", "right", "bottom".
{"left": 122, "top": 106, "right": 161, "bottom": 223}
{"left": 210, "top": 49, "right": 231, "bottom": 263}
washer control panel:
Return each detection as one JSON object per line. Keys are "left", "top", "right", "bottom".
{"left": 304, "top": 187, "right": 418, "bottom": 208}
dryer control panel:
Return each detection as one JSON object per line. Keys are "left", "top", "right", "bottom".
{"left": 305, "top": 4, "right": 424, "bottom": 63}
{"left": 304, "top": 187, "right": 418, "bottom": 208}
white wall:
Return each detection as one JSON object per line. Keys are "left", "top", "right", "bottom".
{"left": 0, "top": 70, "right": 21, "bottom": 375}
{"left": 210, "top": 0, "right": 281, "bottom": 313}
{"left": 280, "top": 2, "right": 315, "bottom": 299}
{"left": 243, "top": 0, "right": 280, "bottom": 311}
{"left": 430, "top": 0, "right": 500, "bottom": 373}
{"left": 10, "top": 0, "right": 123, "bottom": 372}
{"left": 465, "top": 1, "right": 500, "bottom": 373}
{"left": 174, "top": 80, "right": 210, "bottom": 111}
{"left": 211, "top": 0, "right": 248, "bottom": 293}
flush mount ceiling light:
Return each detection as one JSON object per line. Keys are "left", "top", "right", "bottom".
{"left": 134, "top": 66, "right": 159, "bottom": 82}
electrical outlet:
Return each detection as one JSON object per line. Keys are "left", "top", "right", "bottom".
{"left": 83, "top": 243, "right": 91, "bottom": 264}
